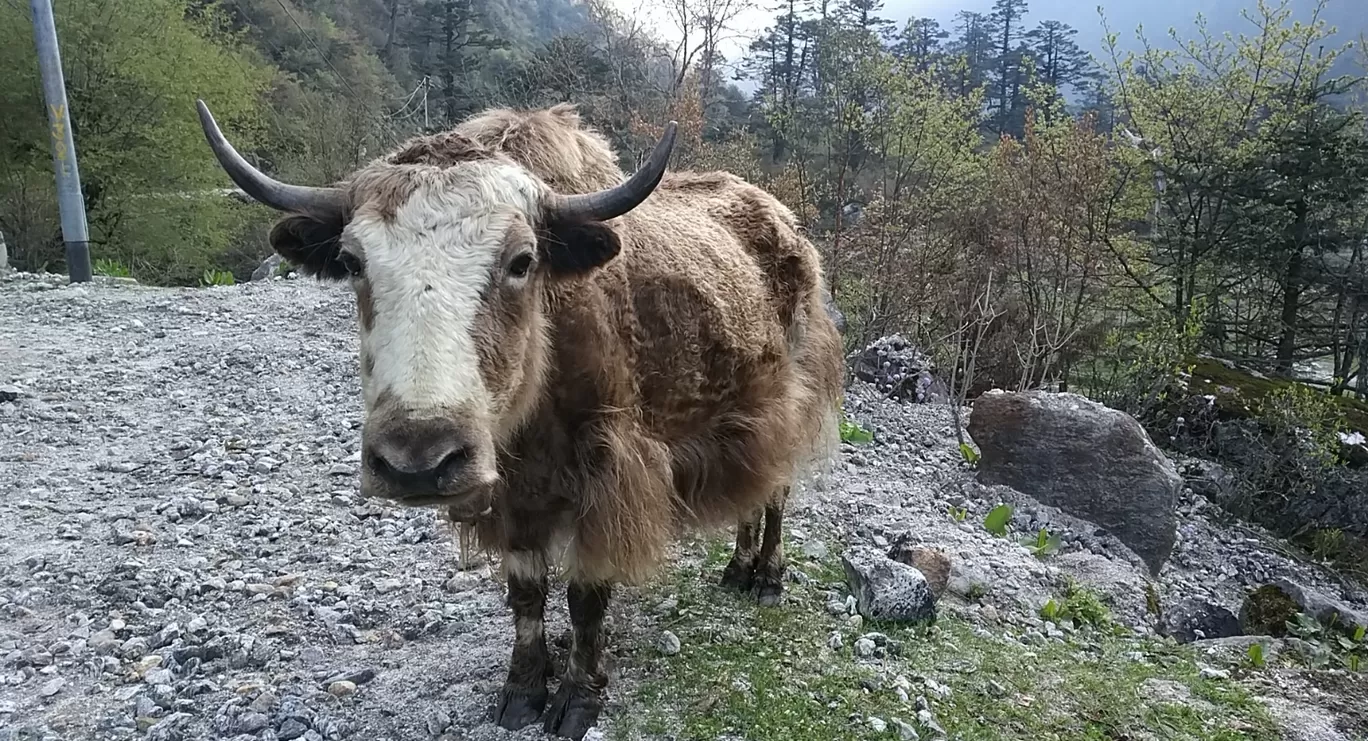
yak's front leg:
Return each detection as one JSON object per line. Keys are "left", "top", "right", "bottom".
{"left": 544, "top": 581, "right": 610, "bottom": 740}
{"left": 719, "top": 509, "right": 763, "bottom": 592}
{"left": 494, "top": 550, "right": 551, "bottom": 730}
{"left": 751, "top": 485, "right": 790, "bottom": 606}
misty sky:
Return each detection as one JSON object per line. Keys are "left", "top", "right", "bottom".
{"left": 609, "top": 0, "right": 1364, "bottom": 90}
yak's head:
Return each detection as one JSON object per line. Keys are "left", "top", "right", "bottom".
{"left": 195, "top": 100, "right": 676, "bottom": 516}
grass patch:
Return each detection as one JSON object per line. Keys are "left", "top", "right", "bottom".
{"left": 613, "top": 534, "right": 1280, "bottom": 741}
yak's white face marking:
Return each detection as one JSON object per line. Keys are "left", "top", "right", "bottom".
{"left": 343, "top": 162, "right": 544, "bottom": 414}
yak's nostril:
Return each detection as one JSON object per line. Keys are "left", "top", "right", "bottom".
{"left": 434, "top": 447, "right": 471, "bottom": 480}
{"left": 367, "top": 451, "right": 393, "bottom": 478}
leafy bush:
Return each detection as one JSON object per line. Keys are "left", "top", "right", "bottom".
{"left": 93, "top": 258, "right": 131, "bottom": 278}
{"left": 1073, "top": 305, "right": 1203, "bottom": 424}
{"left": 1041, "top": 580, "right": 1111, "bottom": 629}
{"left": 200, "top": 268, "right": 236, "bottom": 287}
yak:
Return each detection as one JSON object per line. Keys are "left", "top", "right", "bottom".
{"left": 194, "top": 99, "right": 845, "bottom": 739}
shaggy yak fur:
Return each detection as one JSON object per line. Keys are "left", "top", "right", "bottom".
{"left": 260, "top": 103, "right": 844, "bottom": 739}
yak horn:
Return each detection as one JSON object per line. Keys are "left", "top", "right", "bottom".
{"left": 546, "top": 121, "right": 678, "bottom": 223}
{"left": 195, "top": 99, "right": 346, "bottom": 218}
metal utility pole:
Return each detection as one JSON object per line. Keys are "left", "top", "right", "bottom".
{"left": 31, "top": 0, "right": 92, "bottom": 283}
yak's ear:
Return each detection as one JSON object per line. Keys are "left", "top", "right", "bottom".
{"left": 537, "top": 221, "right": 622, "bottom": 276}
{"left": 268, "top": 214, "right": 349, "bottom": 280}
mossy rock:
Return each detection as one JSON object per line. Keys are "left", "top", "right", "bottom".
{"left": 1239, "top": 584, "right": 1301, "bottom": 637}
{"left": 1185, "top": 356, "right": 1368, "bottom": 434}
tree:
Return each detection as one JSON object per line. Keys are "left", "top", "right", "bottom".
{"left": 988, "top": 0, "right": 1029, "bottom": 136}
{"left": 894, "top": 17, "right": 948, "bottom": 72}
{"left": 945, "top": 11, "right": 993, "bottom": 100}
{"left": 411, "top": 0, "right": 509, "bottom": 124}
{"left": 0, "top": 0, "right": 274, "bottom": 281}
{"left": 1026, "top": 20, "right": 1094, "bottom": 99}
{"left": 1224, "top": 80, "right": 1368, "bottom": 375}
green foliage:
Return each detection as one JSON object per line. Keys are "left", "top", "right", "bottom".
{"left": 947, "top": 505, "right": 969, "bottom": 522}
{"left": 838, "top": 416, "right": 874, "bottom": 444}
{"left": 1283, "top": 611, "right": 1367, "bottom": 672}
{"left": 199, "top": 268, "right": 236, "bottom": 287}
{"left": 1041, "top": 580, "right": 1112, "bottom": 629}
{"left": 1244, "top": 383, "right": 1350, "bottom": 506}
{"left": 0, "top": 0, "right": 275, "bottom": 282}
{"left": 958, "top": 442, "right": 980, "bottom": 465}
{"left": 1074, "top": 304, "right": 1203, "bottom": 423}
{"left": 1247, "top": 642, "right": 1265, "bottom": 668}
{"left": 1312, "top": 529, "right": 1347, "bottom": 562}
{"left": 92, "top": 258, "right": 131, "bottom": 278}
{"left": 1021, "top": 527, "right": 1062, "bottom": 559}
{"left": 983, "top": 503, "right": 1012, "bottom": 537}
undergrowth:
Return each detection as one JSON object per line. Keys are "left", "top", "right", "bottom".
{"left": 611, "top": 533, "right": 1280, "bottom": 741}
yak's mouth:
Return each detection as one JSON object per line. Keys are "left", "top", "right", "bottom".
{"left": 445, "top": 502, "right": 496, "bottom": 524}
{"left": 360, "top": 477, "right": 494, "bottom": 515}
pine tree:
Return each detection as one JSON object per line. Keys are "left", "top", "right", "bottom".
{"left": 411, "top": 0, "right": 508, "bottom": 124}
{"left": 988, "top": 0, "right": 1029, "bottom": 136}
{"left": 945, "top": 11, "right": 993, "bottom": 99}
{"left": 894, "top": 17, "right": 948, "bottom": 71}
{"left": 1026, "top": 20, "right": 1095, "bottom": 96}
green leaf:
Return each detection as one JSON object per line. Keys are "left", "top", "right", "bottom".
{"left": 983, "top": 504, "right": 1013, "bottom": 537}
{"left": 839, "top": 419, "right": 874, "bottom": 444}
{"left": 958, "top": 443, "right": 980, "bottom": 464}
{"left": 1247, "top": 643, "right": 1265, "bottom": 668}
{"left": 1354, "top": 625, "right": 1366, "bottom": 643}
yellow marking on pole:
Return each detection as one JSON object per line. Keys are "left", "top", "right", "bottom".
{"left": 49, "top": 104, "right": 67, "bottom": 164}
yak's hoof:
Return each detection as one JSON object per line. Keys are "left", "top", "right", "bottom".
{"left": 543, "top": 684, "right": 603, "bottom": 740}
{"left": 495, "top": 685, "right": 547, "bottom": 731}
{"left": 719, "top": 557, "right": 754, "bottom": 593}
{"left": 751, "top": 568, "right": 785, "bottom": 607}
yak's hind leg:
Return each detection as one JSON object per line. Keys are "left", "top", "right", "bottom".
{"left": 494, "top": 550, "right": 552, "bottom": 730}
{"left": 719, "top": 508, "right": 763, "bottom": 593}
{"left": 750, "top": 485, "right": 790, "bottom": 606}
{"left": 543, "top": 581, "right": 611, "bottom": 740}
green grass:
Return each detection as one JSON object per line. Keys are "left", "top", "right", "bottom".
{"left": 612, "top": 534, "right": 1281, "bottom": 741}
{"left": 93, "top": 257, "right": 132, "bottom": 278}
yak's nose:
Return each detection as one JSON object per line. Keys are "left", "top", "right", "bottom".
{"left": 364, "top": 419, "right": 473, "bottom": 492}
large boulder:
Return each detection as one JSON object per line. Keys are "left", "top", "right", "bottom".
{"left": 967, "top": 390, "right": 1181, "bottom": 576}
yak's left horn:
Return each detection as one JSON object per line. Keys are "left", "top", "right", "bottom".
{"left": 545, "top": 120, "right": 678, "bottom": 223}
{"left": 195, "top": 99, "right": 346, "bottom": 218}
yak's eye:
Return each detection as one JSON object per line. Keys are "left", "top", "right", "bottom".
{"left": 338, "top": 251, "right": 363, "bottom": 277}
{"left": 508, "top": 252, "right": 534, "bottom": 279}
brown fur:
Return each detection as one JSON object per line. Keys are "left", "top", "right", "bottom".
{"left": 385, "top": 106, "right": 848, "bottom": 585}
{"left": 278, "top": 103, "right": 843, "bottom": 586}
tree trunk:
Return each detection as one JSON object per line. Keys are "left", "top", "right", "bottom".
{"left": 383, "top": 0, "right": 400, "bottom": 64}
{"left": 1275, "top": 247, "right": 1303, "bottom": 376}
